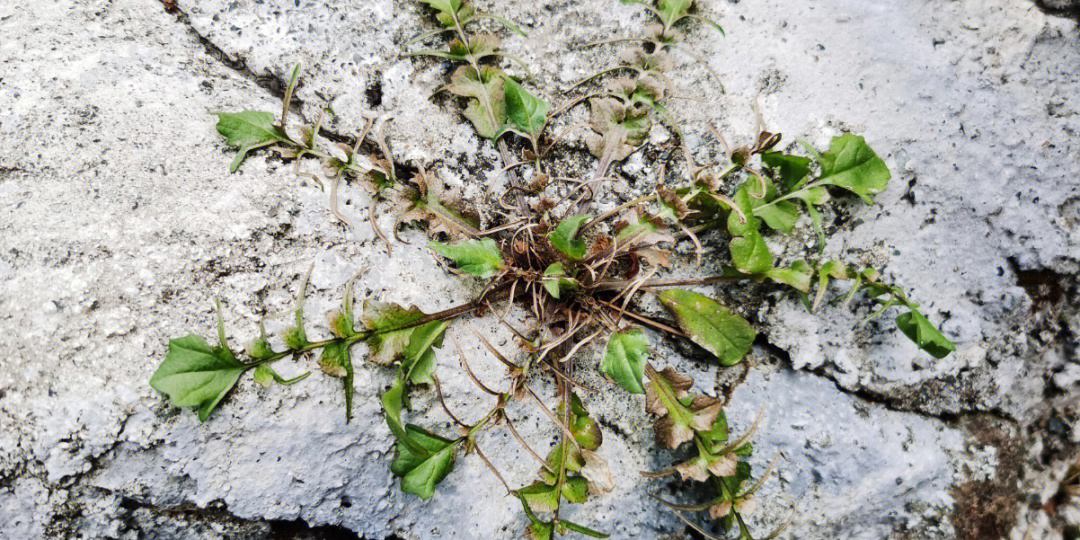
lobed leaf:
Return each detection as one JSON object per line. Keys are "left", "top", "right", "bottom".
{"left": 585, "top": 97, "right": 651, "bottom": 161}
{"left": 816, "top": 134, "right": 891, "bottom": 203}
{"left": 448, "top": 66, "right": 507, "bottom": 140}
{"left": 391, "top": 424, "right": 460, "bottom": 500}
{"left": 214, "top": 111, "right": 291, "bottom": 172}
{"left": 644, "top": 365, "right": 696, "bottom": 448}
{"left": 429, "top": 238, "right": 506, "bottom": 278}
{"left": 150, "top": 335, "right": 249, "bottom": 422}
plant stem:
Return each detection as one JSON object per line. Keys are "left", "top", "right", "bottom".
{"left": 581, "top": 193, "right": 656, "bottom": 232}
{"left": 592, "top": 298, "right": 686, "bottom": 337}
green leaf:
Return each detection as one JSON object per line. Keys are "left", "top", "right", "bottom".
{"left": 734, "top": 442, "right": 753, "bottom": 457}
{"left": 790, "top": 186, "right": 830, "bottom": 206}
{"left": 283, "top": 326, "right": 308, "bottom": 350}
{"left": 600, "top": 329, "right": 649, "bottom": 394}
{"left": 328, "top": 286, "right": 357, "bottom": 339}
{"left": 364, "top": 302, "right": 428, "bottom": 366}
{"left": 727, "top": 185, "right": 773, "bottom": 274}
{"left": 762, "top": 151, "right": 812, "bottom": 192}
{"left": 559, "top": 520, "right": 609, "bottom": 538}
{"left": 246, "top": 337, "right": 275, "bottom": 360}
{"left": 519, "top": 482, "right": 561, "bottom": 513}
{"left": 691, "top": 15, "right": 725, "bottom": 36}
{"left": 382, "top": 378, "right": 428, "bottom": 456}
{"left": 526, "top": 518, "right": 554, "bottom": 540}
{"left": 283, "top": 267, "right": 313, "bottom": 350}
{"left": 658, "top": 0, "right": 693, "bottom": 25}
{"left": 150, "top": 335, "right": 249, "bottom": 422}
{"left": 401, "top": 320, "right": 448, "bottom": 384}
{"left": 729, "top": 227, "right": 772, "bottom": 274}
{"left": 391, "top": 424, "right": 459, "bottom": 500}
{"left": 548, "top": 215, "right": 590, "bottom": 261}
{"left": 518, "top": 474, "right": 589, "bottom": 511}
{"left": 566, "top": 393, "right": 602, "bottom": 451}
{"left": 253, "top": 364, "right": 275, "bottom": 387}
{"left": 429, "top": 238, "right": 506, "bottom": 279}
{"left": 658, "top": 290, "right": 756, "bottom": 366}
{"left": 562, "top": 475, "right": 589, "bottom": 503}
{"left": 895, "top": 309, "right": 956, "bottom": 359}
{"left": 254, "top": 364, "right": 310, "bottom": 387}
{"left": 541, "top": 263, "right": 578, "bottom": 299}
{"left": 543, "top": 442, "right": 585, "bottom": 482}
{"left": 520, "top": 494, "right": 554, "bottom": 539}
{"left": 765, "top": 260, "right": 813, "bottom": 293}
{"left": 805, "top": 202, "right": 826, "bottom": 250}
{"left": 417, "top": 0, "right": 461, "bottom": 16}
{"left": 214, "top": 111, "right": 291, "bottom": 172}
{"left": 817, "top": 134, "right": 891, "bottom": 203}
{"left": 318, "top": 340, "right": 350, "bottom": 377}
{"left": 754, "top": 200, "right": 799, "bottom": 234}
{"left": 320, "top": 341, "right": 354, "bottom": 422}
{"left": 503, "top": 77, "right": 549, "bottom": 138}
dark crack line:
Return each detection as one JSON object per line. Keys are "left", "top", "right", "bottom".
{"left": 162, "top": 3, "right": 420, "bottom": 187}
{"left": 165, "top": 6, "right": 294, "bottom": 103}
{"left": 757, "top": 336, "right": 1020, "bottom": 427}
{"left": 164, "top": 5, "right": 394, "bottom": 148}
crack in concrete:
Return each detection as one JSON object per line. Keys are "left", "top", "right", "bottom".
{"left": 162, "top": 3, "right": 417, "bottom": 186}
{"left": 757, "top": 336, "right": 1021, "bottom": 427}
{"left": 164, "top": 6, "right": 293, "bottom": 103}
{"left": 109, "top": 491, "right": 378, "bottom": 540}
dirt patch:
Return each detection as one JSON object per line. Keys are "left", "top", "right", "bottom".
{"left": 1009, "top": 258, "right": 1068, "bottom": 311}
{"left": 951, "top": 415, "right": 1023, "bottom": 540}
{"left": 1034, "top": 0, "right": 1080, "bottom": 20}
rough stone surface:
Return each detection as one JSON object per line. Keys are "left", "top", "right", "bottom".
{"left": 1, "top": 0, "right": 1078, "bottom": 539}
